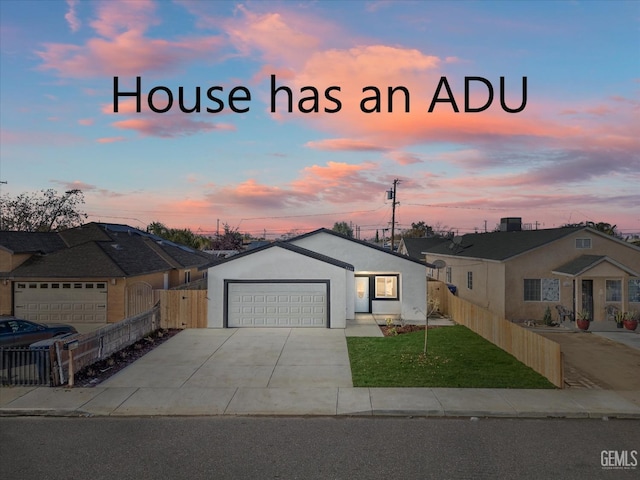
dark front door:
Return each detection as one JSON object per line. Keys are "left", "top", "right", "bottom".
{"left": 581, "top": 279, "right": 594, "bottom": 320}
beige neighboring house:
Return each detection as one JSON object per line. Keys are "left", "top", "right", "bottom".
{"left": 0, "top": 223, "right": 214, "bottom": 329}
{"left": 422, "top": 220, "right": 640, "bottom": 323}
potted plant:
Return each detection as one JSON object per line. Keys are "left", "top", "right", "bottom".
{"left": 623, "top": 311, "right": 639, "bottom": 331}
{"left": 576, "top": 310, "right": 590, "bottom": 331}
{"left": 615, "top": 310, "right": 625, "bottom": 329}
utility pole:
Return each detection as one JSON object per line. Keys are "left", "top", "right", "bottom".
{"left": 387, "top": 179, "right": 400, "bottom": 251}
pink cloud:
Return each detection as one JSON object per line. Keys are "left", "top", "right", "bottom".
{"left": 387, "top": 151, "right": 424, "bottom": 165}
{"left": 78, "top": 118, "right": 94, "bottom": 126}
{"left": 97, "top": 136, "right": 125, "bottom": 144}
{"left": 305, "top": 139, "right": 388, "bottom": 151}
{"left": 36, "top": 1, "right": 223, "bottom": 78}
{"left": 65, "top": 0, "right": 81, "bottom": 33}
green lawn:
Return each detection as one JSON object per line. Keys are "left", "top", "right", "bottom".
{"left": 347, "top": 325, "right": 555, "bottom": 388}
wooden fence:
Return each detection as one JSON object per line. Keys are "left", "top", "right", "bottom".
{"left": 156, "top": 290, "right": 208, "bottom": 329}
{"left": 428, "top": 281, "right": 563, "bottom": 388}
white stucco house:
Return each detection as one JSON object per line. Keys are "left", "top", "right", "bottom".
{"left": 207, "top": 228, "right": 430, "bottom": 328}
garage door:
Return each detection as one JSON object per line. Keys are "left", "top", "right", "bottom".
{"left": 14, "top": 281, "right": 108, "bottom": 324}
{"left": 228, "top": 282, "right": 327, "bottom": 327}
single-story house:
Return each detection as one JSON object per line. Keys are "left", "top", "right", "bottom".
{"left": 207, "top": 228, "right": 431, "bottom": 328}
{"left": 422, "top": 220, "right": 640, "bottom": 322}
{"left": 0, "top": 223, "right": 214, "bottom": 327}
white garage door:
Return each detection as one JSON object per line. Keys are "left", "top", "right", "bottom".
{"left": 228, "top": 282, "right": 327, "bottom": 327}
{"left": 14, "top": 281, "right": 108, "bottom": 324}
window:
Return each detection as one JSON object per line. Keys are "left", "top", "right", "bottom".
{"left": 467, "top": 272, "right": 473, "bottom": 290}
{"left": 629, "top": 279, "right": 640, "bottom": 303}
{"left": 606, "top": 280, "right": 622, "bottom": 302}
{"left": 524, "top": 278, "right": 560, "bottom": 302}
{"left": 446, "top": 267, "right": 452, "bottom": 284}
{"left": 375, "top": 275, "right": 398, "bottom": 299}
{"left": 184, "top": 271, "right": 191, "bottom": 283}
{"left": 575, "top": 238, "right": 592, "bottom": 249}
{"left": 524, "top": 279, "right": 541, "bottom": 301}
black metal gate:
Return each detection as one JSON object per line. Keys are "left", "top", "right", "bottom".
{"left": 0, "top": 347, "right": 53, "bottom": 386}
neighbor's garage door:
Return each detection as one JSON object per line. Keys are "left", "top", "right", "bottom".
{"left": 228, "top": 282, "right": 327, "bottom": 327}
{"left": 14, "top": 281, "right": 108, "bottom": 324}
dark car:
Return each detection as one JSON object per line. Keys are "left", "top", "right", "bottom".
{"left": 0, "top": 317, "right": 77, "bottom": 348}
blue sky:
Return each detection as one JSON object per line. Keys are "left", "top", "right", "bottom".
{"left": 1, "top": 0, "right": 638, "bottom": 239}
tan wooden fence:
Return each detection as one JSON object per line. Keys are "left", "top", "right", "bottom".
{"left": 156, "top": 290, "right": 208, "bottom": 329}
{"left": 428, "top": 281, "right": 563, "bottom": 388}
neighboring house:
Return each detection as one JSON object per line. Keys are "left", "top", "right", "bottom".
{"left": 0, "top": 223, "right": 214, "bottom": 327}
{"left": 422, "top": 220, "right": 640, "bottom": 322}
{"left": 397, "top": 237, "right": 450, "bottom": 278}
{"left": 207, "top": 228, "right": 430, "bottom": 328}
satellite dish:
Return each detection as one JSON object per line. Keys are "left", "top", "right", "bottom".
{"left": 433, "top": 259, "right": 446, "bottom": 269}
{"left": 452, "top": 236, "right": 463, "bottom": 245}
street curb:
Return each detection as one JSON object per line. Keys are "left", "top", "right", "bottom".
{"left": 2, "top": 408, "right": 639, "bottom": 419}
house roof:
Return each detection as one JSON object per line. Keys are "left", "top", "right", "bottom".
{"left": 289, "top": 228, "right": 435, "bottom": 268}
{"left": 399, "top": 237, "right": 449, "bottom": 261}
{"left": 2, "top": 222, "right": 214, "bottom": 278}
{"left": 0, "top": 231, "right": 66, "bottom": 254}
{"left": 423, "top": 227, "right": 585, "bottom": 261}
{"left": 552, "top": 255, "right": 640, "bottom": 277}
{"left": 206, "top": 241, "right": 355, "bottom": 271}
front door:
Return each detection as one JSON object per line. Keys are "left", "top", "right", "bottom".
{"left": 581, "top": 279, "right": 594, "bottom": 320}
{"left": 355, "top": 277, "right": 370, "bottom": 313}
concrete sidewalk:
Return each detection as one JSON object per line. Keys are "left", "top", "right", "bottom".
{"left": 1, "top": 315, "right": 639, "bottom": 419}
{"left": 2, "top": 384, "right": 640, "bottom": 418}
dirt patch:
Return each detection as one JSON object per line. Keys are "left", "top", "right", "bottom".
{"left": 538, "top": 331, "right": 640, "bottom": 391}
{"left": 379, "top": 325, "right": 443, "bottom": 336}
{"left": 74, "top": 329, "right": 181, "bottom": 387}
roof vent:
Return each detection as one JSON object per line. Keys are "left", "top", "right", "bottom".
{"left": 111, "top": 243, "right": 122, "bottom": 250}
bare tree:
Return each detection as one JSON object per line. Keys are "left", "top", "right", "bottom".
{"left": 0, "top": 189, "right": 87, "bottom": 232}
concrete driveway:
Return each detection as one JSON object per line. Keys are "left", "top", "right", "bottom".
{"left": 100, "top": 328, "right": 353, "bottom": 389}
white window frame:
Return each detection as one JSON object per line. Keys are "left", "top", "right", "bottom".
{"left": 524, "top": 278, "right": 560, "bottom": 302}
{"left": 605, "top": 279, "right": 622, "bottom": 302}
{"left": 575, "top": 238, "right": 592, "bottom": 249}
{"left": 374, "top": 275, "right": 398, "bottom": 299}
{"left": 629, "top": 279, "right": 640, "bottom": 303}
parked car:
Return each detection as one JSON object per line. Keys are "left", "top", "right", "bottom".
{"left": 0, "top": 317, "right": 77, "bottom": 348}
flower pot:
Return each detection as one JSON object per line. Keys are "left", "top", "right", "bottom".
{"left": 623, "top": 319, "right": 638, "bottom": 331}
{"left": 576, "top": 319, "right": 590, "bottom": 331}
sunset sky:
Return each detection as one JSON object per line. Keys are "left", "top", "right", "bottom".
{"left": 1, "top": 0, "right": 638, "bottom": 240}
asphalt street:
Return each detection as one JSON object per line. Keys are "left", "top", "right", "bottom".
{"left": 1, "top": 417, "right": 638, "bottom": 480}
